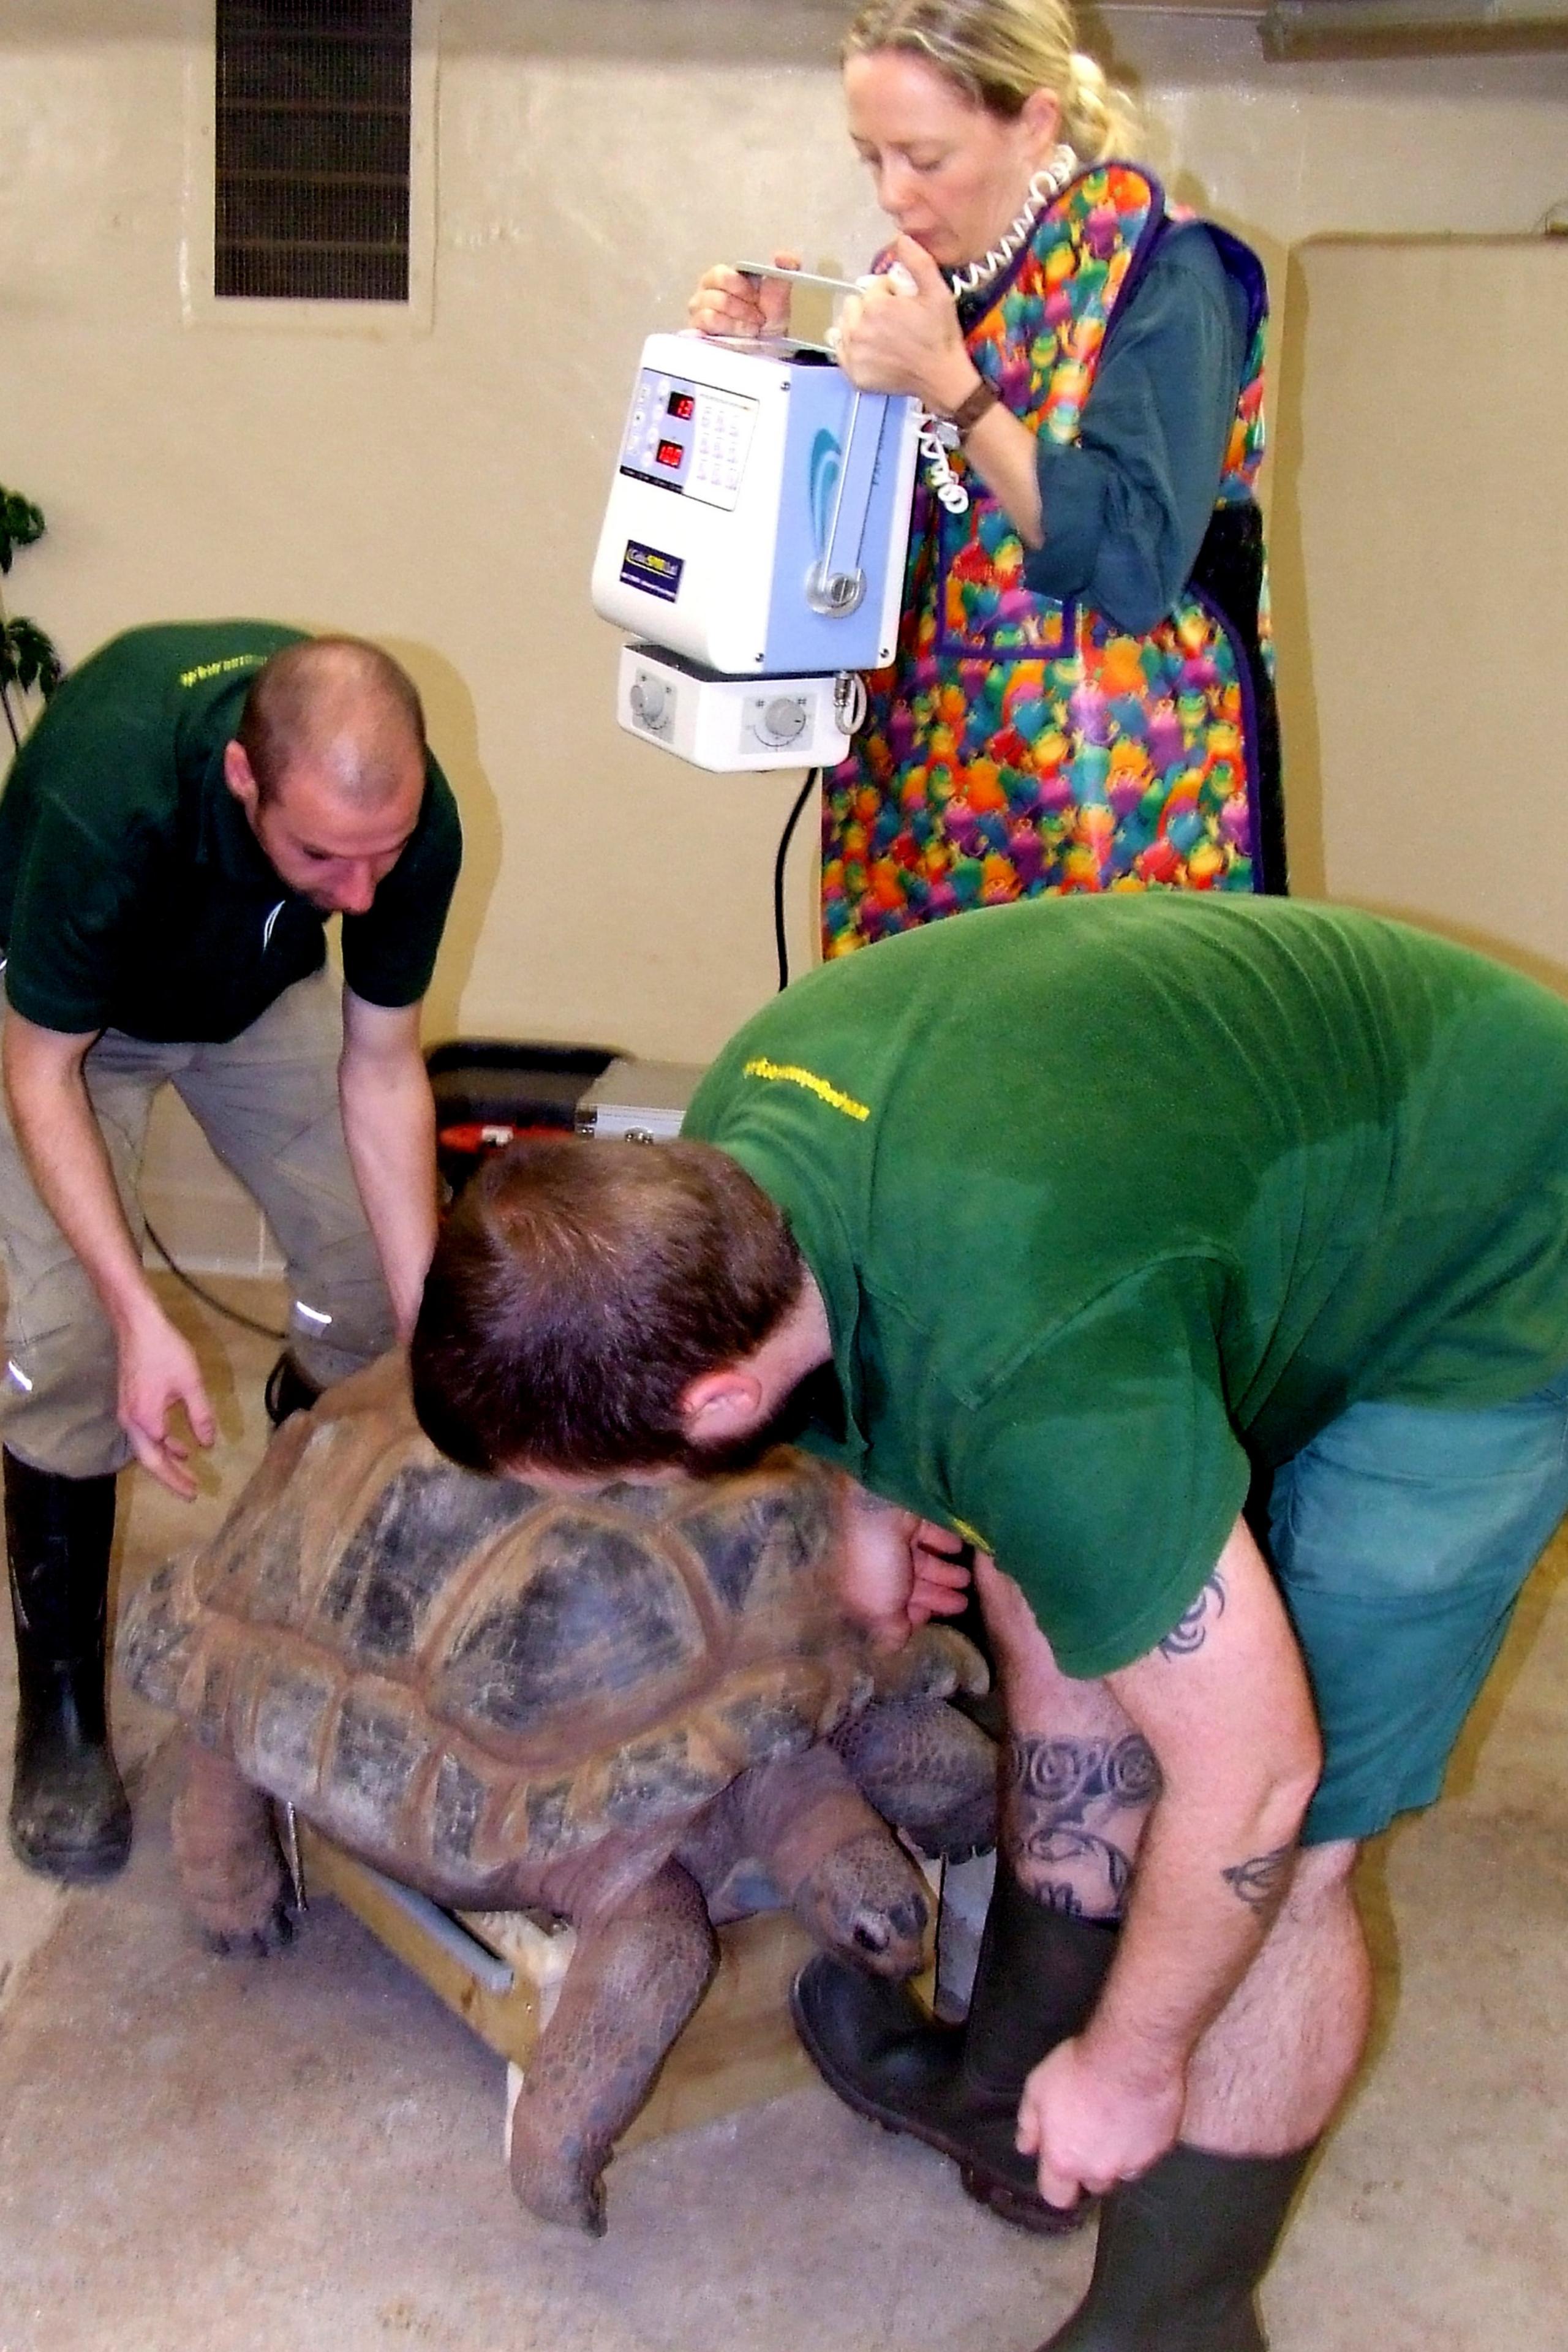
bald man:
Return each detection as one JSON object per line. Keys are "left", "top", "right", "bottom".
{"left": 0, "top": 621, "right": 462, "bottom": 1880}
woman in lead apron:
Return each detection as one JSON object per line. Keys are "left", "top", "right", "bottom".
{"left": 691, "top": 0, "right": 1284, "bottom": 957}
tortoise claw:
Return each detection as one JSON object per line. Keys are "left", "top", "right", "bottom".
{"left": 877, "top": 1625, "right": 990, "bottom": 1701}
{"left": 201, "top": 1899, "right": 296, "bottom": 1960}
{"left": 510, "top": 2128, "right": 611, "bottom": 2236}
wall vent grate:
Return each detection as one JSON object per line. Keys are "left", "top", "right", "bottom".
{"left": 215, "top": 1, "right": 413, "bottom": 301}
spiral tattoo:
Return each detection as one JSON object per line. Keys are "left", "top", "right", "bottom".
{"left": 1159, "top": 1573, "right": 1226, "bottom": 1659}
{"left": 1008, "top": 1733, "right": 1163, "bottom": 1815}
{"left": 1005, "top": 1734, "right": 1162, "bottom": 1918}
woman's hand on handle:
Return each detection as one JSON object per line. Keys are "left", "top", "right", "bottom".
{"left": 835, "top": 235, "right": 977, "bottom": 413}
{"left": 688, "top": 249, "right": 801, "bottom": 340}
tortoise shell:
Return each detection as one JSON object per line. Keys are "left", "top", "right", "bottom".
{"left": 122, "top": 1355, "right": 875, "bottom": 1902}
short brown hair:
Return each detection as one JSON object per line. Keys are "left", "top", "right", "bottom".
{"left": 410, "top": 1136, "right": 805, "bottom": 1476}
{"left": 237, "top": 636, "right": 426, "bottom": 805}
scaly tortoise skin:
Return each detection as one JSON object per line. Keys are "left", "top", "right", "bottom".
{"left": 121, "top": 1354, "right": 996, "bottom": 2234}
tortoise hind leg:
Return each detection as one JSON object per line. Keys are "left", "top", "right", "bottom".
{"left": 508, "top": 1859, "right": 717, "bottom": 2236}
{"left": 170, "top": 1739, "right": 292, "bottom": 1956}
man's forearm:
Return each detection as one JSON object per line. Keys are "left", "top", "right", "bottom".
{"left": 339, "top": 1048, "right": 439, "bottom": 1338}
{"left": 1079, "top": 1776, "right": 1305, "bottom": 2098}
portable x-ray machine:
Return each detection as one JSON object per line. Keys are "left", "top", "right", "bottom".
{"left": 592, "top": 320, "right": 921, "bottom": 772}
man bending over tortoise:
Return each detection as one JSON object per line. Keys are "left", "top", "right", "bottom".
{"left": 409, "top": 892, "right": 1568, "bottom": 2352}
{"left": 0, "top": 622, "right": 461, "bottom": 1882}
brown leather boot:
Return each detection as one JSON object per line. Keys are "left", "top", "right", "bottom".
{"left": 791, "top": 1858, "right": 1118, "bottom": 2234}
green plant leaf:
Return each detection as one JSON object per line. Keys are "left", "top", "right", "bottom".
{"left": 0, "top": 486, "right": 47, "bottom": 577}
{"left": 0, "top": 617, "right": 63, "bottom": 698}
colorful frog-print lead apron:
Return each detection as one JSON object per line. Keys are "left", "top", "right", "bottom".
{"left": 820, "top": 164, "right": 1285, "bottom": 958}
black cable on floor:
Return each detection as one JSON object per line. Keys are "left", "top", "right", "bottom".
{"left": 774, "top": 766, "right": 821, "bottom": 992}
{"left": 142, "top": 1215, "right": 289, "bottom": 1342}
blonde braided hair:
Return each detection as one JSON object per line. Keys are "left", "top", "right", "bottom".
{"left": 842, "top": 0, "right": 1140, "bottom": 159}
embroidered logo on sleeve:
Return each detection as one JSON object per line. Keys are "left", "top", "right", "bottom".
{"left": 741, "top": 1057, "right": 870, "bottom": 1123}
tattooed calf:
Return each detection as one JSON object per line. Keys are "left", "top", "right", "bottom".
{"left": 1006, "top": 1733, "right": 1162, "bottom": 1919}
{"left": 1159, "top": 1573, "right": 1226, "bottom": 1659}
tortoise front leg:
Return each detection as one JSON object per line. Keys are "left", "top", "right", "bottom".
{"left": 832, "top": 1694, "right": 998, "bottom": 1861}
{"left": 508, "top": 1858, "right": 717, "bottom": 2236}
{"left": 170, "top": 1738, "right": 292, "bottom": 1955}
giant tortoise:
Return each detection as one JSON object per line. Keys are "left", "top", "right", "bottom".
{"left": 120, "top": 1355, "right": 995, "bottom": 2233}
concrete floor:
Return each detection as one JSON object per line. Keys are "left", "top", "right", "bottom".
{"left": 1, "top": 1276, "right": 1566, "bottom": 2352}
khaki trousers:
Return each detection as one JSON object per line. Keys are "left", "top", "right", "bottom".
{"left": 0, "top": 969, "right": 395, "bottom": 1478}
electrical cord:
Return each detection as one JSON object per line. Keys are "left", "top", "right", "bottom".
{"left": 142, "top": 1213, "right": 288, "bottom": 1341}
{"left": 774, "top": 766, "right": 821, "bottom": 992}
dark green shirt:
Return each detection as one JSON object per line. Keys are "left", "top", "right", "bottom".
{"left": 0, "top": 621, "right": 462, "bottom": 1043}
{"left": 684, "top": 897, "right": 1568, "bottom": 1677}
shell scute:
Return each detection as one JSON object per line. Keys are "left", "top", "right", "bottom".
{"left": 714, "top": 1691, "right": 820, "bottom": 1764}
{"left": 320, "top": 1460, "right": 537, "bottom": 1664}
{"left": 430, "top": 1752, "right": 489, "bottom": 1871}
{"left": 192, "top": 1648, "right": 236, "bottom": 1753}
{"left": 433, "top": 1512, "right": 707, "bottom": 1743}
{"left": 328, "top": 1686, "right": 429, "bottom": 1844}
{"left": 600, "top": 1730, "right": 732, "bottom": 1833}
{"left": 244, "top": 1657, "right": 336, "bottom": 1801}
{"left": 116, "top": 1557, "right": 193, "bottom": 1709}
{"left": 197, "top": 1411, "right": 358, "bottom": 1627}
{"left": 224, "top": 1501, "right": 308, "bottom": 1629}
{"left": 499, "top": 1774, "right": 592, "bottom": 1866}
{"left": 673, "top": 1475, "right": 835, "bottom": 1616}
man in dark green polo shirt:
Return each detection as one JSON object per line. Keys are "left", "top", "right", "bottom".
{"left": 409, "top": 895, "right": 1568, "bottom": 2350}
{"left": 0, "top": 620, "right": 461, "bottom": 1884}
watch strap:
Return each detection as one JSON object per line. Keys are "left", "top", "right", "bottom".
{"left": 947, "top": 378, "right": 1000, "bottom": 438}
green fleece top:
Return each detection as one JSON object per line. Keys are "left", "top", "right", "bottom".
{"left": 683, "top": 897, "right": 1568, "bottom": 1676}
{"left": 0, "top": 621, "right": 462, "bottom": 1043}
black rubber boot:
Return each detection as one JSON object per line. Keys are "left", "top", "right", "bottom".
{"left": 791, "top": 1859, "right": 1118, "bottom": 2236}
{"left": 263, "top": 1352, "right": 320, "bottom": 1429}
{"left": 1037, "top": 2143, "right": 1314, "bottom": 2351}
{"left": 5, "top": 1449, "right": 131, "bottom": 1883}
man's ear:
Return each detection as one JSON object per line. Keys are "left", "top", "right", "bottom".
{"left": 679, "top": 1367, "right": 766, "bottom": 1446}
{"left": 224, "top": 739, "right": 260, "bottom": 815}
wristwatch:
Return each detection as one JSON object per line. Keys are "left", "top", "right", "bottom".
{"left": 946, "top": 378, "right": 1000, "bottom": 440}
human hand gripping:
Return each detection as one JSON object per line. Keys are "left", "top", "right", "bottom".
{"left": 907, "top": 1522, "right": 974, "bottom": 1627}
{"left": 834, "top": 235, "right": 974, "bottom": 410}
{"left": 836, "top": 1480, "right": 972, "bottom": 1650}
{"left": 117, "top": 1302, "right": 218, "bottom": 1501}
{"left": 1016, "top": 2032, "right": 1186, "bottom": 2211}
{"left": 688, "top": 249, "right": 801, "bottom": 340}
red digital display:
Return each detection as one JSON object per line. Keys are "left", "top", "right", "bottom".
{"left": 654, "top": 438, "right": 684, "bottom": 469}
{"left": 666, "top": 390, "right": 696, "bottom": 421}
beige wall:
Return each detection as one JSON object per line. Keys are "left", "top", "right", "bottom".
{"left": 1276, "top": 234, "right": 1568, "bottom": 984}
{"left": 2, "top": 2, "right": 1566, "bottom": 1259}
